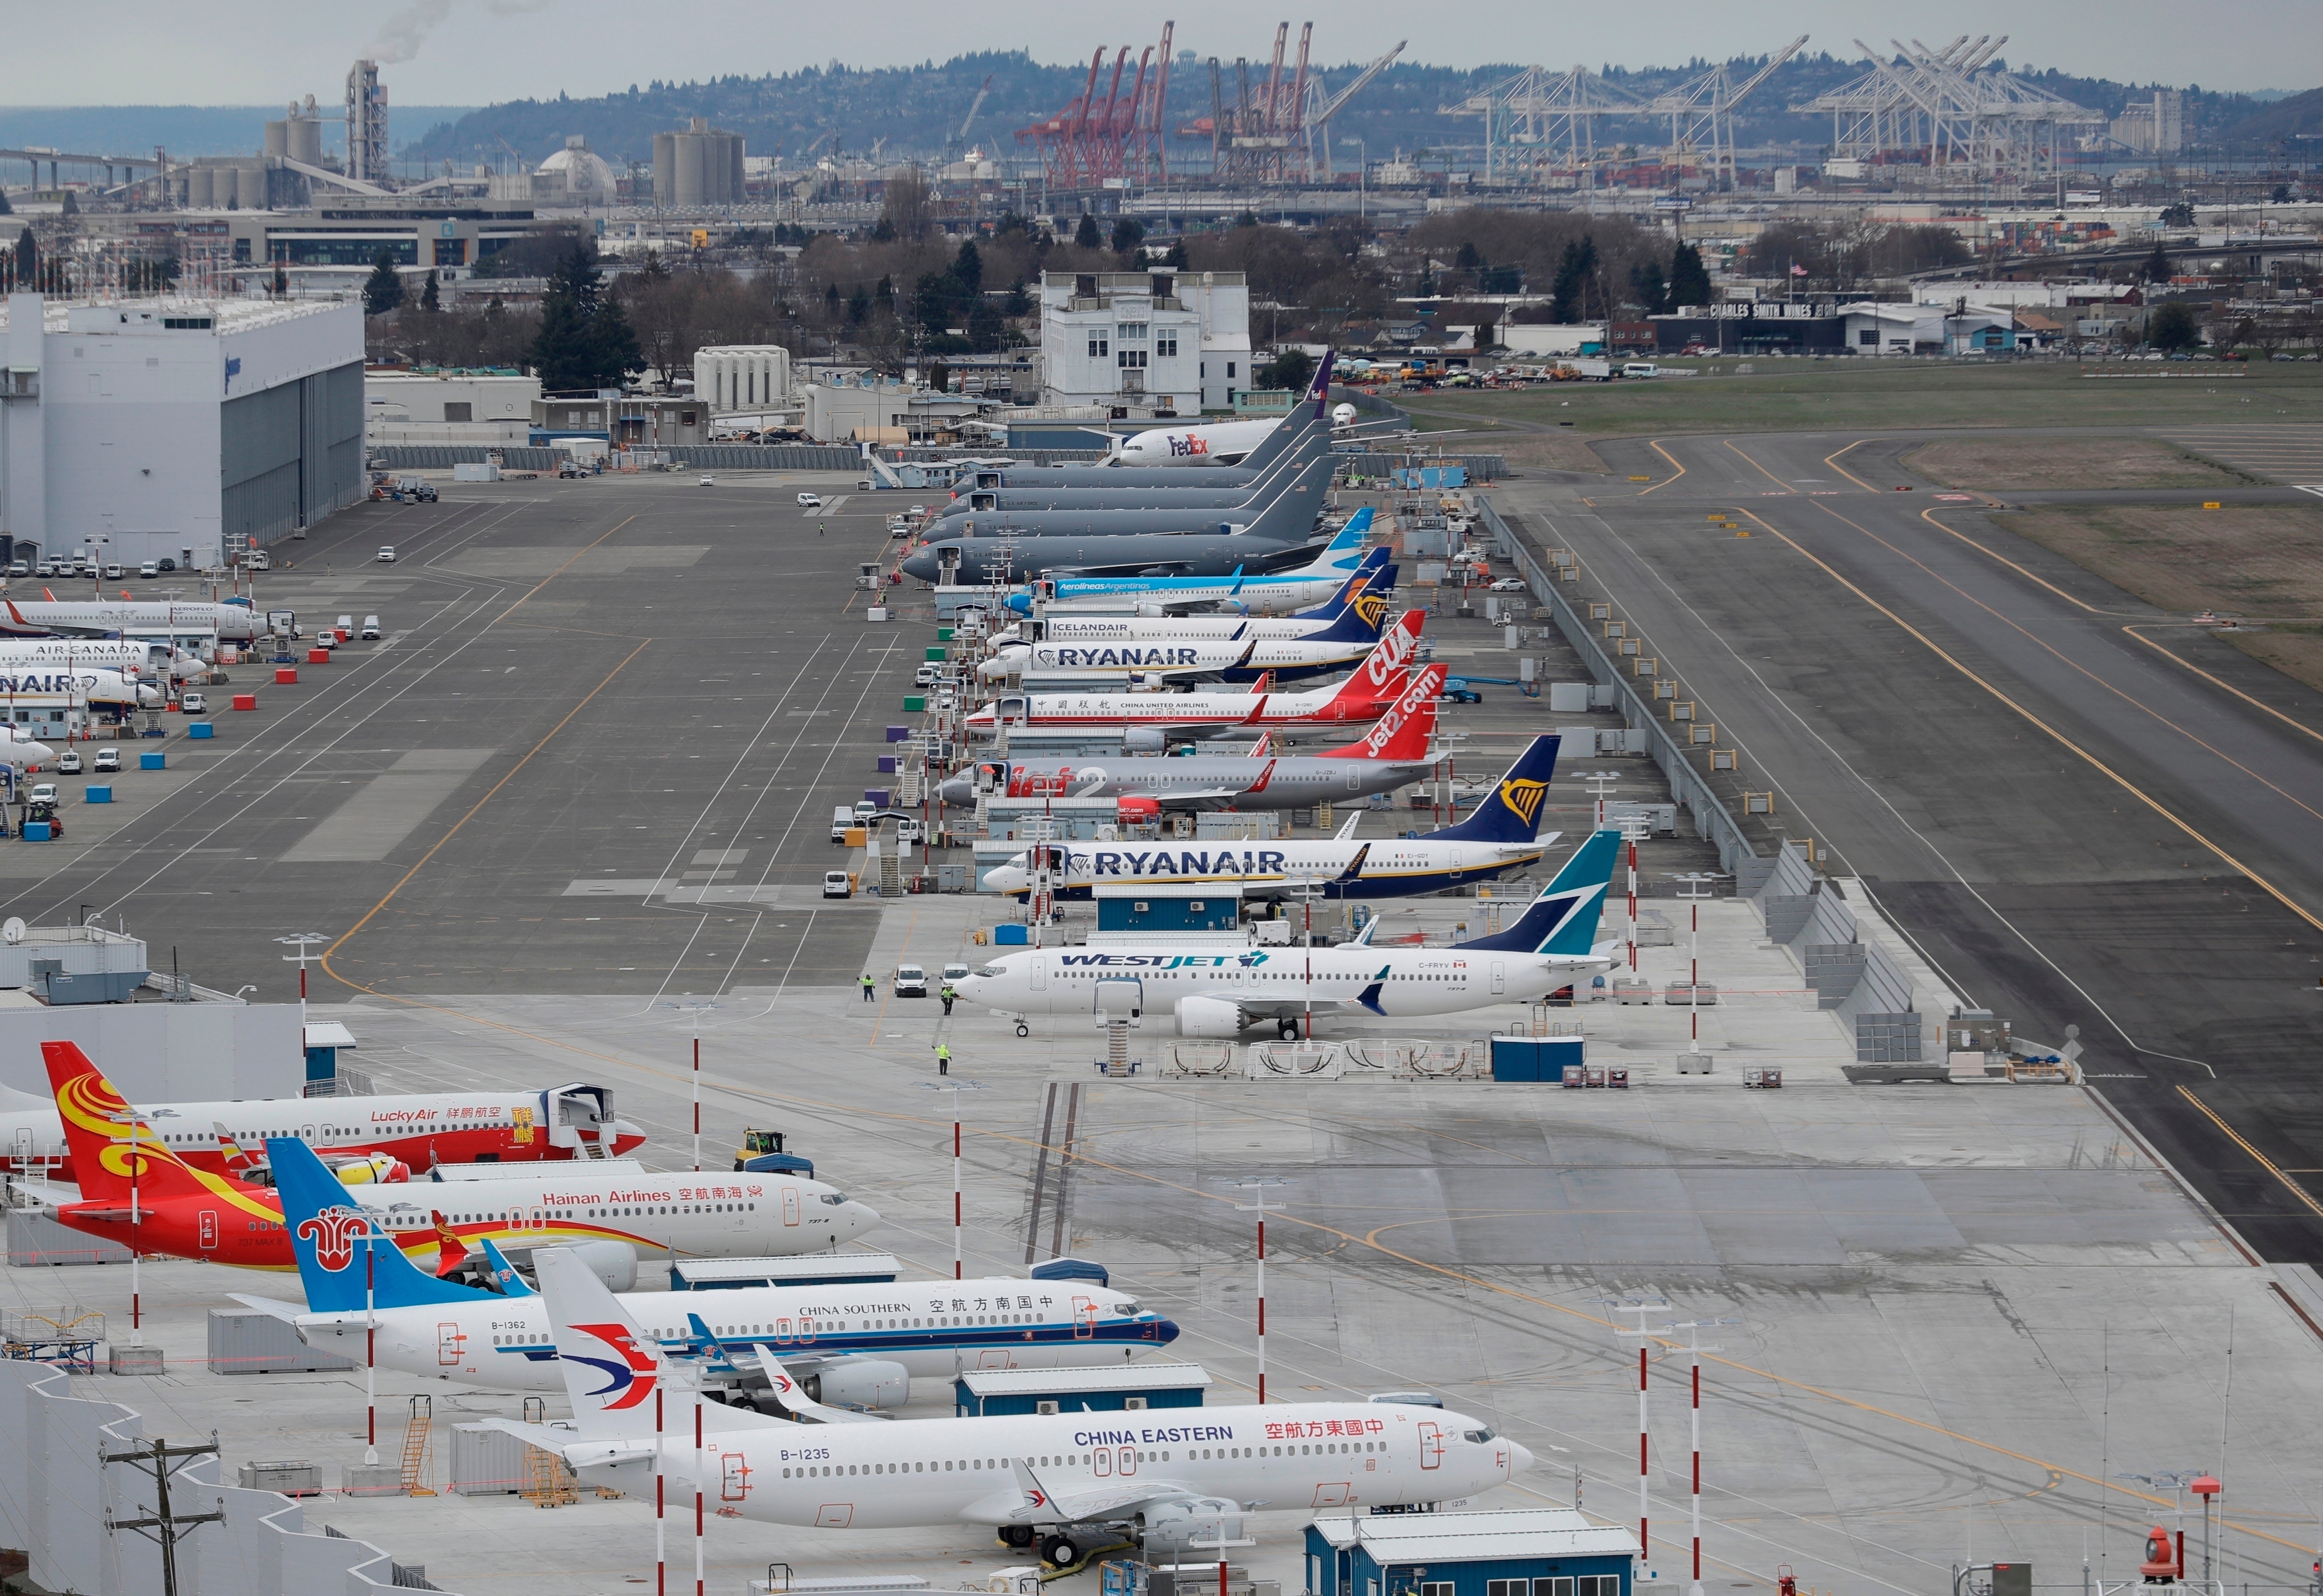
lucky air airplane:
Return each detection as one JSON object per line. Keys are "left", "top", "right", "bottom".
{"left": 1012, "top": 509, "right": 1378, "bottom": 615}
{"left": 240, "top": 1137, "right": 1174, "bottom": 1408}
{"left": 960, "top": 829, "right": 1622, "bottom": 1039}
{"left": 980, "top": 602, "right": 1414, "bottom": 689}
{"left": 0, "top": 1073, "right": 643, "bottom": 1180}
{"left": 0, "top": 599, "right": 258, "bottom": 641}
{"left": 989, "top": 550, "right": 1392, "bottom": 648}
{"left": 482, "top": 1247, "right": 1530, "bottom": 1567}
{"left": 28, "top": 1043, "right": 877, "bottom": 1273}
{"left": 979, "top": 733, "right": 1565, "bottom": 902}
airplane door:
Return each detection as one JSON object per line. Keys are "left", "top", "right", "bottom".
{"left": 1072, "top": 1295, "right": 1096, "bottom": 1339}
{"left": 197, "top": 1210, "right": 218, "bottom": 1250}
{"left": 1491, "top": 961, "right": 1505, "bottom": 995}
{"left": 530, "top": 1208, "right": 547, "bottom": 1233}
{"left": 720, "top": 1452, "right": 752, "bottom": 1502}
{"left": 782, "top": 1187, "right": 800, "bottom": 1227}
{"left": 1345, "top": 768, "right": 1360, "bottom": 790}
{"left": 12, "top": 1126, "right": 31, "bottom": 1167}
{"left": 775, "top": 1318, "right": 793, "bottom": 1345}
{"left": 437, "top": 1321, "right": 466, "bottom": 1366}
{"left": 1417, "top": 1422, "right": 1444, "bottom": 1471}
{"left": 1030, "top": 956, "right": 1047, "bottom": 992}
{"left": 1094, "top": 1448, "right": 1111, "bottom": 1478}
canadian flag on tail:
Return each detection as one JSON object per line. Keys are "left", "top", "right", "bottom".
{"left": 1327, "top": 663, "right": 1447, "bottom": 760}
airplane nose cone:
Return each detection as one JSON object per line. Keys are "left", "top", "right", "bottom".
{"left": 841, "top": 1200, "right": 880, "bottom": 1236}
{"left": 1508, "top": 1441, "right": 1536, "bottom": 1476}
{"left": 986, "top": 867, "right": 1026, "bottom": 892}
{"left": 938, "top": 779, "right": 972, "bottom": 807}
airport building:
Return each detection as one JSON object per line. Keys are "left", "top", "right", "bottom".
{"left": 0, "top": 292, "right": 365, "bottom": 568}
{"left": 365, "top": 369, "right": 542, "bottom": 447}
{"left": 1039, "top": 269, "right": 1250, "bottom": 415}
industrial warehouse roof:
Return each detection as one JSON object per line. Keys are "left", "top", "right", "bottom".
{"left": 0, "top": 295, "right": 352, "bottom": 335}
{"left": 956, "top": 1363, "right": 1212, "bottom": 1395}
{"left": 1308, "top": 1508, "right": 1642, "bottom": 1562}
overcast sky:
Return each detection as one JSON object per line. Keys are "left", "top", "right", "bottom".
{"left": 8, "top": 0, "right": 2312, "bottom": 104}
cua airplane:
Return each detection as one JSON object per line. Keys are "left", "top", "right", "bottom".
{"left": 31, "top": 1043, "right": 876, "bottom": 1273}
{"left": 980, "top": 733, "right": 1564, "bottom": 901}
{"left": 0, "top": 1073, "right": 642, "bottom": 1179}
{"left": 240, "top": 1138, "right": 1174, "bottom": 1408}
{"left": 961, "top": 830, "right": 1621, "bottom": 1039}
{"left": 485, "top": 1248, "right": 1530, "bottom": 1566}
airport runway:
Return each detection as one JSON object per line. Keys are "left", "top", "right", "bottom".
{"left": 1497, "top": 428, "right": 2323, "bottom": 1264}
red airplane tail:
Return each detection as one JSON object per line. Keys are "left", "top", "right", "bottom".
{"left": 1329, "top": 610, "right": 1426, "bottom": 711}
{"left": 1324, "top": 664, "right": 1447, "bottom": 759}
{"left": 430, "top": 1211, "right": 469, "bottom": 1279}
{"left": 42, "top": 1041, "right": 215, "bottom": 1202}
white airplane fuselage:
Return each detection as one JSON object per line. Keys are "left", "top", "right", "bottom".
{"left": 983, "top": 833, "right": 1555, "bottom": 900}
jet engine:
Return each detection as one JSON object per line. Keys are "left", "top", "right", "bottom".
{"left": 805, "top": 1359, "right": 910, "bottom": 1410}
{"left": 1332, "top": 402, "right": 1359, "bottom": 427}
{"left": 565, "top": 1239, "right": 637, "bottom": 1292}
{"left": 1175, "top": 997, "right": 1248, "bottom": 1039}
{"left": 1140, "top": 1498, "right": 1246, "bottom": 1554}
{"left": 328, "top": 1152, "right": 410, "bottom": 1185}
{"left": 1123, "top": 728, "right": 1164, "bottom": 754}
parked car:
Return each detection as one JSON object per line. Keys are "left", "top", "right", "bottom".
{"left": 699, "top": 475, "right": 716, "bottom": 487}
{"left": 138, "top": 561, "right": 159, "bottom": 578}
{"left": 831, "top": 806, "right": 855, "bottom": 843}
{"left": 5, "top": 563, "right": 25, "bottom": 578}
{"left": 821, "top": 870, "right": 853, "bottom": 899}
{"left": 1488, "top": 578, "right": 1527, "bottom": 593}
{"left": 246, "top": 550, "right": 270, "bottom": 571}
{"left": 102, "top": 564, "right": 125, "bottom": 580}
{"left": 180, "top": 691, "right": 207, "bottom": 714}
{"left": 360, "top": 615, "right": 382, "bottom": 639}
{"left": 942, "top": 962, "right": 971, "bottom": 986}
{"left": 893, "top": 963, "right": 928, "bottom": 997}
{"left": 897, "top": 817, "right": 924, "bottom": 845}
{"left": 53, "top": 751, "right": 80, "bottom": 775}
{"left": 914, "top": 664, "right": 939, "bottom": 687}
{"left": 395, "top": 477, "right": 437, "bottom": 503}
{"left": 92, "top": 748, "right": 120, "bottom": 773}
{"left": 376, "top": 546, "right": 397, "bottom": 563}
{"left": 313, "top": 629, "right": 338, "bottom": 650}
{"left": 32, "top": 563, "right": 54, "bottom": 578}
{"left": 26, "top": 783, "right": 55, "bottom": 805}
{"left": 557, "top": 462, "right": 583, "bottom": 479}
{"left": 797, "top": 492, "right": 824, "bottom": 508}
{"left": 907, "top": 504, "right": 927, "bottom": 518}
{"left": 155, "top": 558, "right": 176, "bottom": 572}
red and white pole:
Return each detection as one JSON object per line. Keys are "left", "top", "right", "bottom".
{"left": 365, "top": 1244, "right": 377, "bottom": 1464}
{"left": 1255, "top": 1207, "right": 1268, "bottom": 1405}
{"left": 694, "top": 1388, "right": 705, "bottom": 1596}
{"left": 1638, "top": 1345, "right": 1650, "bottom": 1558}
{"left": 953, "top": 1115, "right": 964, "bottom": 1279}
{"left": 1690, "top": 899, "right": 1700, "bottom": 1046}
{"left": 1626, "top": 839, "right": 1639, "bottom": 973}
{"left": 656, "top": 1385, "right": 666, "bottom": 1596}
{"left": 691, "top": 1030, "right": 701, "bottom": 1173}
{"left": 1690, "top": 1357, "right": 1702, "bottom": 1590}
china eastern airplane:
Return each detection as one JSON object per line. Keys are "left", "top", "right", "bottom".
{"left": 1015, "top": 509, "right": 1378, "bottom": 615}
{"left": 237, "top": 1138, "right": 1174, "bottom": 1407}
{"left": 0, "top": 599, "right": 258, "bottom": 641}
{"left": 980, "top": 734, "right": 1565, "bottom": 901}
{"left": 483, "top": 1249, "right": 1530, "bottom": 1567}
{"left": 988, "top": 550, "right": 1392, "bottom": 648}
{"left": 0, "top": 1073, "right": 643, "bottom": 1180}
{"left": 960, "top": 829, "right": 1621, "bottom": 1039}
{"left": 31, "top": 1043, "right": 877, "bottom": 1272}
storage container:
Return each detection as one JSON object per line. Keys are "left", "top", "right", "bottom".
{"left": 188, "top": 722, "right": 215, "bottom": 740}
{"left": 207, "top": 1308, "right": 357, "bottom": 1374}
{"left": 139, "top": 751, "right": 165, "bottom": 770}
{"left": 83, "top": 785, "right": 111, "bottom": 803}
{"left": 232, "top": 694, "right": 257, "bottom": 711}
{"left": 273, "top": 667, "right": 298, "bottom": 684}
{"left": 450, "top": 1422, "right": 533, "bottom": 1495}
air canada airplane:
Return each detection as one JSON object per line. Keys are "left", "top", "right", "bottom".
{"left": 236, "top": 1137, "right": 1173, "bottom": 1407}
{"left": 484, "top": 1249, "right": 1531, "bottom": 1568}
{"left": 959, "top": 829, "right": 1622, "bottom": 1039}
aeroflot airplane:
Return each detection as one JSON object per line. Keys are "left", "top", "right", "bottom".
{"left": 487, "top": 1250, "right": 1530, "bottom": 1566}
{"left": 961, "top": 830, "right": 1622, "bottom": 1039}
{"left": 242, "top": 1138, "right": 1174, "bottom": 1406}
{"left": 981, "top": 734, "right": 1565, "bottom": 901}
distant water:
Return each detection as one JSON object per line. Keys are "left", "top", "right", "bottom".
{"left": 0, "top": 106, "right": 480, "bottom": 161}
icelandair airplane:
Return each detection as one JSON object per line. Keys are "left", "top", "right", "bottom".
{"left": 960, "top": 830, "right": 1622, "bottom": 1039}
{"left": 30, "top": 1044, "right": 876, "bottom": 1272}
{"left": 486, "top": 1249, "right": 1531, "bottom": 1565}
{"left": 241, "top": 1138, "right": 1174, "bottom": 1405}
{"left": 980, "top": 734, "right": 1564, "bottom": 901}
{"left": 0, "top": 1073, "right": 642, "bottom": 1179}
{"left": 1016, "top": 509, "right": 1378, "bottom": 615}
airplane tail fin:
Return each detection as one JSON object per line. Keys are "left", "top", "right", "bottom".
{"left": 1308, "top": 348, "right": 1336, "bottom": 413}
{"left": 1452, "top": 830, "right": 1620, "bottom": 955}
{"left": 1326, "top": 664, "right": 1444, "bottom": 759}
{"left": 1329, "top": 608, "right": 1425, "bottom": 707}
{"left": 478, "top": 1236, "right": 537, "bottom": 1297}
{"left": 42, "top": 1042, "right": 212, "bottom": 1204}
{"left": 267, "top": 1135, "right": 480, "bottom": 1311}
{"left": 1289, "top": 508, "right": 1375, "bottom": 579}
{"left": 429, "top": 1211, "right": 469, "bottom": 1279}
{"left": 1237, "top": 457, "right": 1333, "bottom": 546}
{"left": 1433, "top": 734, "right": 1562, "bottom": 843}
{"left": 535, "top": 1247, "right": 668, "bottom": 1440}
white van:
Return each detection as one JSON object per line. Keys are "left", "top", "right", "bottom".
{"left": 831, "top": 806, "right": 855, "bottom": 843}
{"left": 1622, "top": 362, "right": 1660, "bottom": 379}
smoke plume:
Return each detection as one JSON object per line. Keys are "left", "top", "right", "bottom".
{"left": 368, "top": 0, "right": 554, "bottom": 67}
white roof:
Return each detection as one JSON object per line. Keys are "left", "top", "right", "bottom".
{"left": 957, "top": 1362, "right": 1212, "bottom": 1395}
{"left": 1092, "top": 881, "right": 1245, "bottom": 900}
{"left": 430, "top": 1159, "right": 645, "bottom": 1181}
{"left": 303, "top": 1021, "right": 357, "bottom": 1049}
{"left": 0, "top": 295, "right": 349, "bottom": 336}
{"left": 1309, "top": 1508, "right": 1641, "bottom": 1562}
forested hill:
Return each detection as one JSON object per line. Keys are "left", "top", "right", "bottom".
{"left": 396, "top": 51, "right": 2282, "bottom": 170}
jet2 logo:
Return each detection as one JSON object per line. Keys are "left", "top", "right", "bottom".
{"left": 1497, "top": 778, "right": 1548, "bottom": 826}
{"left": 569, "top": 1322, "right": 659, "bottom": 1410}
{"left": 297, "top": 1205, "right": 372, "bottom": 1272}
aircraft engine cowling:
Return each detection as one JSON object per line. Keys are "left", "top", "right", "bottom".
{"left": 1135, "top": 603, "right": 1165, "bottom": 617}
{"left": 805, "top": 1359, "right": 910, "bottom": 1410}
{"left": 1141, "top": 1499, "right": 1246, "bottom": 1554}
{"left": 1124, "top": 728, "right": 1164, "bottom": 754}
{"left": 1175, "top": 996, "right": 1248, "bottom": 1039}
{"left": 566, "top": 1239, "right": 637, "bottom": 1292}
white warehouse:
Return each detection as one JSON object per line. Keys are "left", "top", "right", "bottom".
{"left": 1039, "top": 269, "right": 1250, "bottom": 414}
{"left": 0, "top": 292, "right": 366, "bottom": 570}
{"left": 694, "top": 345, "right": 793, "bottom": 414}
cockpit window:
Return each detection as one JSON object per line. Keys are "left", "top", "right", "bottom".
{"left": 1462, "top": 1428, "right": 1496, "bottom": 1444}
{"left": 1115, "top": 1300, "right": 1139, "bottom": 1315}
{"left": 977, "top": 963, "right": 1008, "bottom": 979}
{"left": 818, "top": 1192, "right": 849, "bottom": 1205}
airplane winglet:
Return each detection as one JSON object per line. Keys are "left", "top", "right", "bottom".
{"left": 1331, "top": 843, "right": 1371, "bottom": 885}
{"left": 478, "top": 1235, "right": 536, "bottom": 1297}
{"left": 1008, "top": 1456, "right": 1061, "bottom": 1521}
{"left": 1355, "top": 981, "right": 1387, "bottom": 1016}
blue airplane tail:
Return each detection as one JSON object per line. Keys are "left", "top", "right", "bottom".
{"left": 1434, "top": 735, "right": 1561, "bottom": 843}
{"left": 1296, "top": 509, "right": 1373, "bottom": 577}
{"left": 1453, "top": 829, "right": 1619, "bottom": 955}
{"left": 270, "top": 1135, "right": 483, "bottom": 1312}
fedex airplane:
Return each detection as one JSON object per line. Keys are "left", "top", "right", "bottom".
{"left": 1111, "top": 356, "right": 1348, "bottom": 466}
{"left": 960, "top": 830, "right": 1622, "bottom": 1039}
{"left": 241, "top": 1138, "right": 1174, "bottom": 1408}
{"left": 485, "top": 1248, "right": 1531, "bottom": 1566}
{"left": 1015, "top": 509, "right": 1377, "bottom": 614}
{"left": 0, "top": 599, "right": 258, "bottom": 642}
{"left": 29, "top": 1043, "right": 876, "bottom": 1273}
{"left": 0, "top": 1073, "right": 643, "bottom": 1180}
{"left": 980, "top": 734, "right": 1565, "bottom": 901}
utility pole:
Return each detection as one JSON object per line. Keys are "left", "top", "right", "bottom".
{"left": 1225, "top": 1178, "right": 1290, "bottom": 1403}
{"left": 659, "top": 1000, "right": 720, "bottom": 1172}
{"left": 918, "top": 1079, "right": 986, "bottom": 1278}
{"left": 105, "top": 1435, "right": 225, "bottom": 1596}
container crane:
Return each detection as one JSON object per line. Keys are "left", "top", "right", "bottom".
{"left": 1309, "top": 39, "right": 1405, "bottom": 179}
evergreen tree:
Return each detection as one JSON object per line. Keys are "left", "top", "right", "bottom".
{"left": 874, "top": 274, "right": 895, "bottom": 312}
{"left": 1667, "top": 243, "right": 1711, "bottom": 309}
{"left": 592, "top": 286, "right": 642, "bottom": 384}
{"left": 1161, "top": 239, "right": 1189, "bottom": 270}
{"left": 927, "top": 360, "right": 950, "bottom": 394}
{"left": 531, "top": 243, "right": 638, "bottom": 390}
{"left": 1003, "top": 278, "right": 1030, "bottom": 317}
{"left": 847, "top": 284, "right": 871, "bottom": 324}
{"left": 1110, "top": 217, "right": 1145, "bottom": 255}
{"left": 953, "top": 238, "right": 983, "bottom": 294}
{"left": 1074, "top": 213, "right": 1102, "bottom": 250}
{"left": 1629, "top": 259, "right": 1669, "bottom": 315}
{"left": 2143, "top": 243, "right": 2173, "bottom": 283}
{"left": 272, "top": 262, "right": 287, "bottom": 299}
{"left": 14, "top": 227, "right": 36, "bottom": 286}
{"left": 0, "top": 186, "right": 11, "bottom": 217}
{"left": 870, "top": 216, "right": 897, "bottom": 243}
{"left": 2146, "top": 301, "right": 2200, "bottom": 352}
{"left": 362, "top": 247, "right": 405, "bottom": 316}
{"left": 59, "top": 190, "right": 77, "bottom": 217}
{"left": 420, "top": 271, "right": 440, "bottom": 312}
{"left": 1549, "top": 236, "right": 1599, "bottom": 322}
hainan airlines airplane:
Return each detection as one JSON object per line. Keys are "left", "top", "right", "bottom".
{"left": 241, "top": 1138, "right": 1174, "bottom": 1408}
{"left": 960, "top": 831, "right": 1621, "bottom": 1039}
{"left": 31, "top": 1044, "right": 876, "bottom": 1275}
{"left": 486, "top": 1249, "right": 1531, "bottom": 1568}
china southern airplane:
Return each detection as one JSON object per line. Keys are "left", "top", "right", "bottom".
{"left": 240, "top": 1138, "right": 1173, "bottom": 1408}
{"left": 978, "top": 734, "right": 1564, "bottom": 901}
{"left": 960, "top": 829, "right": 1622, "bottom": 1039}
{"left": 485, "top": 1249, "right": 1531, "bottom": 1567}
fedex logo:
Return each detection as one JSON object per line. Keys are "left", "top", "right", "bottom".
{"left": 1166, "top": 435, "right": 1211, "bottom": 458}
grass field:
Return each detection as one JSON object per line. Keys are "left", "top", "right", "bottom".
{"left": 1401, "top": 360, "right": 2323, "bottom": 440}
{"left": 2005, "top": 502, "right": 2323, "bottom": 694}
{"left": 1904, "top": 437, "right": 2251, "bottom": 490}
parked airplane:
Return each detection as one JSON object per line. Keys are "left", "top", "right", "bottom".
{"left": 990, "top": 550, "right": 1391, "bottom": 648}
{"left": 0, "top": 1074, "right": 643, "bottom": 1180}
{"left": 0, "top": 599, "right": 257, "bottom": 641}
{"left": 959, "top": 829, "right": 1621, "bottom": 1039}
{"left": 951, "top": 379, "right": 1331, "bottom": 491}
{"left": 982, "top": 602, "right": 1412, "bottom": 689}
{"left": 0, "top": 668, "right": 160, "bottom": 708}
{"left": 0, "top": 640, "right": 204, "bottom": 681}
{"left": 481, "top": 1248, "right": 1530, "bottom": 1565}
{"left": 935, "top": 453, "right": 1329, "bottom": 544}
{"left": 931, "top": 430, "right": 1331, "bottom": 521}
{"left": 240, "top": 1138, "right": 1174, "bottom": 1406}
{"left": 962, "top": 612, "right": 1424, "bottom": 746}
{"left": 949, "top": 664, "right": 1444, "bottom": 812}
{"left": 30, "top": 1043, "right": 877, "bottom": 1273}
{"left": 1112, "top": 356, "right": 1345, "bottom": 466}
{"left": 996, "top": 510, "right": 1377, "bottom": 615}
{"left": 0, "top": 728, "right": 55, "bottom": 770}
{"left": 979, "top": 734, "right": 1565, "bottom": 901}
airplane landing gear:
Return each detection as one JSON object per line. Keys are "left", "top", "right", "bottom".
{"left": 1040, "top": 1533, "right": 1082, "bottom": 1569}
{"left": 999, "top": 1526, "right": 1036, "bottom": 1550}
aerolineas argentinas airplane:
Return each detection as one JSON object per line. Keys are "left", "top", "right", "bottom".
{"left": 244, "top": 1138, "right": 1173, "bottom": 1408}
{"left": 962, "top": 829, "right": 1622, "bottom": 1039}
{"left": 489, "top": 1250, "right": 1531, "bottom": 1566}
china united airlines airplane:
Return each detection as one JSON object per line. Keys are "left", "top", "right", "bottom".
{"left": 486, "top": 1249, "right": 1531, "bottom": 1568}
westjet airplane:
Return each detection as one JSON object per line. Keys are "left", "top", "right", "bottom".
{"left": 959, "top": 829, "right": 1622, "bottom": 1039}
{"left": 484, "top": 1249, "right": 1530, "bottom": 1567}
{"left": 238, "top": 1138, "right": 1174, "bottom": 1408}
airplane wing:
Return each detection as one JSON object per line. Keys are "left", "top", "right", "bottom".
{"left": 963, "top": 1458, "right": 1212, "bottom": 1527}
{"left": 1335, "top": 812, "right": 1363, "bottom": 840}
{"left": 226, "top": 1293, "right": 308, "bottom": 1322}
{"left": 479, "top": 1418, "right": 660, "bottom": 1472}
{"left": 5, "top": 1175, "right": 81, "bottom": 1208}
{"left": 1122, "top": 787, "right": 1253, "bottom": 813}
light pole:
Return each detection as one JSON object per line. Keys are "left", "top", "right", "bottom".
{"left": 918, "top": 1079, "right": 986, "bottom": 1278}
{"left": 1223, "top": 1178, "right": 1289, "bottom": 1403}
{"left": 1660, "top": 1315, "right": 1737, "bottom": 1596}
{"left": 1583, "top": 769, "right": 1619, "bottom": 829}
{"left": 659, "top": 1000, "right": 720, "bottom": 1172}
{"left": 1608, "top": 1299, "right": 1671, "bottom": 1575}
{"left": 275, "top": 931, "right": 328, "bottom": 1033}
{"left": 104, "top": 1110, "right": 154, "bottom": 1346}
{"left": 1670, "top": 875, "right": 1718, "bottom": 1053}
